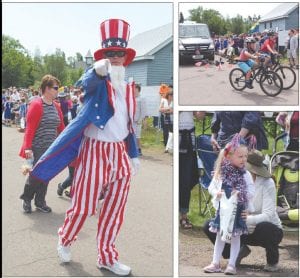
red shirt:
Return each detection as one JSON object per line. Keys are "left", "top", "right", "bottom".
{"left": 19, "top": 97, "right": 65, "bottom": 158}
{"left": 260, "top": 38, "right": 275, "bottom": 53}
{"left": 239, "top": 48, "right": 251, "bottom": 61}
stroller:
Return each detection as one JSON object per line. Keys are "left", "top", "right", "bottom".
{"left": 196, "top": 134, "right": 218, "bottom": 218}
{"left": 270, "top": 150, "right": 299, "bottom": 228}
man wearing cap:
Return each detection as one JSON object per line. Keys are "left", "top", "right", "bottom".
{"left": 203, "top": 150, "right": 283, "bottom": 272}
{"left": 30, "top": 18, "right": 140, "bottom": 276}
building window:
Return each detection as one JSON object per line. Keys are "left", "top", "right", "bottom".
{"left": 270, "top": 22, "right": 273, "bottom": 28}
{"left": 264, "top": 23, "right": 267, "bottom": 29}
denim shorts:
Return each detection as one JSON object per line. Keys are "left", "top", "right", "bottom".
{"left": 238, "top": 59, "right": 255, "bottom": 73}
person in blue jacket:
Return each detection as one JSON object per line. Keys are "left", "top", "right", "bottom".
{"left": 210, "top": 112, "right": 268, "bottom": 151}
{"left": 31, "top": 18, "right": 140, "bottom": 276}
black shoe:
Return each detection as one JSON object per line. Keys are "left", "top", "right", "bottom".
{"left": 36, "top": 204, "right": 52, "bottom": 213}
{"left": 245, "top": 81, "right": 254, "bottom": 89}
{"left": 64, "top": 190, "right": 71, "bottom": 198}
{"left": 22, "top": 200, "right": 32, "bottom": 213}
{"left": 57, "top": 183, "right": 64, "bottom": 196}
{"left": 235, "top": 245, "right": 251, "bottom": 266}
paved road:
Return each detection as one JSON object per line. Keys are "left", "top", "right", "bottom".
{"left": 179, "top": 58, "right": 299, "bottom": 106}
{"left": 2, "top": 125, "right": 173, "bottom": 277}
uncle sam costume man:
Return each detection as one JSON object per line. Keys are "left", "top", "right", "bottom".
{"left": 31, "top": 18, "right": 140, "bottom": 276}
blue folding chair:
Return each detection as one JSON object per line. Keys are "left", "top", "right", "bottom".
{"left": 196, "top": 134, "right": 218, "bottom": 218}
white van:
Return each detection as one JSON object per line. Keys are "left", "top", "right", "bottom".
{"left": 179, "top": 21, "right": 215, "bottom": 64}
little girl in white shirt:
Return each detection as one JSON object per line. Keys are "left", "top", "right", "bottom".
{"left": 203, "top": 134, "right": 255, "bottom": 275}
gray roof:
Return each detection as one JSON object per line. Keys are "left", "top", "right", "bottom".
{"left": 259, "top": 3, "right": 299, "bottom": 22}
{"left": 128, "top": 23, "right": 172, "bottom": 60}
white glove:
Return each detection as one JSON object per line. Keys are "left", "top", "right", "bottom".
{"left": 131, "top": 158, "right": 140, "bottom": 176}
{"left": 94, "top": 59, "right": 111, "bottom": 77}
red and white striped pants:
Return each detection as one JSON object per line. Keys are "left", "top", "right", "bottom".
{"left": 58, "top": 136, "right": 132, "bottom": 266}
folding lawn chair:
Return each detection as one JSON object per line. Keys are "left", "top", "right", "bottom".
{"left": 196, "top": 134, "right": 218, "bottom": 218}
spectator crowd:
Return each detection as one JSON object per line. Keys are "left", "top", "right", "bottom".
{"left": 213, "top": 28, "right": 299, "bottom": 68}
{"left": 2, "top": 85, "right": 85, "bottom": 131}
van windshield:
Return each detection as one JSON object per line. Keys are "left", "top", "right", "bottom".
{"left": 179, "top": 25, "right": 210, "bottom": 38}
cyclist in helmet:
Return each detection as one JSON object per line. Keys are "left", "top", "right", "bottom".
{"left": 237, "top": 36, "right": 259, "bottom": 89}
{"left": 260, "top": 31, "right": 278, "bottom": 65}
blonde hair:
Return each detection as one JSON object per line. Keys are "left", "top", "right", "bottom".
{"left": 213, "top": 148, "right": 226, "bottom": 181}
{"left": 213, "top": 144, "right": 248, "bottom": 181}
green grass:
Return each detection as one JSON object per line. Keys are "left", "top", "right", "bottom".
{"left": 140, "top": 117, "right": 164, "bottom": 150}
{"left": 188, "top": 186, "right": 215, "bottom": 227}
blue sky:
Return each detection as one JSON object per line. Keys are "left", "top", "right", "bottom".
{"left": 3, "top": 2, "right": 172, "bottom": 58}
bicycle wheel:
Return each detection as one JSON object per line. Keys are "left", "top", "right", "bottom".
{"left": 259, "top": 70, "right": 283, "bottom": 96}
{"left": 229, "top": 68, "right": 246, "bottom": 91}
{"left": 275, "top": 66, "right": 296, "bottom": 90}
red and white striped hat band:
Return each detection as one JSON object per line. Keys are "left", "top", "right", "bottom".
{"left": 100, "top": 19, "right": 130, "bottom": 49}
{"left": 94, "top": 18, "right": 136, "bottom": 66}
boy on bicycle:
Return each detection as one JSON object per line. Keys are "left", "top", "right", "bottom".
{"left": 260, "top": 31, "right": 278, "bottom": 66}
{"left": 237, "top": 37, "right": 259, "bottom": 89}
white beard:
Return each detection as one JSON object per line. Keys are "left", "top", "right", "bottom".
{"left": 110, "top": 66, "right": 126, "bottom": 93}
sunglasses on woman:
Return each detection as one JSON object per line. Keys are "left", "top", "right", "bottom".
{"left": 104, "top": 51, "right": 126, "bottom": 58}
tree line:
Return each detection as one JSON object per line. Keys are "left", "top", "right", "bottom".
{"left": 2, "top": 35, "right": 85, "bottom": 89}
{"left": 180, "top": 7, "right": 261, "bottom": 36}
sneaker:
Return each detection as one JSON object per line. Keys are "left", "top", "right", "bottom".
{"left": 36, "top": 204, "right": 52, "bottom": 213}
{"left": 22, "top": 200, "right": 32, "bottom": 213}
{"left": 180, "top": 217, "right": 193, "bottom": 229}
{"left": 245, "top": 80, "right": 254, "bottom": 89}
{"left": 264, "top": 263, "right": 279, "bottom": 272}
{"left": 57, "top": 239, "right": 71, "bottom": 263}
{"left": 224, "top": 265, "right": 237, "bottom": 275}
{"left": 235, "top": 245, "right": 251, "bottom": 266}
{"left": 57, "top": 183, "right": 64, "bottom": 196}
{"left": 203, "top": 263, "right": 222, "bottom": 273}
{"left": 97, "top": 261, "right": 131, "bottom": 276}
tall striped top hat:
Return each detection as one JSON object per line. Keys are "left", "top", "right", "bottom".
{"left": 94, "top": 18, "right": 136, "bottom": 66}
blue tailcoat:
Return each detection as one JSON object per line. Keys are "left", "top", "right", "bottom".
{"left": 30, "top": 68, "right": 138, "bottom": 183}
